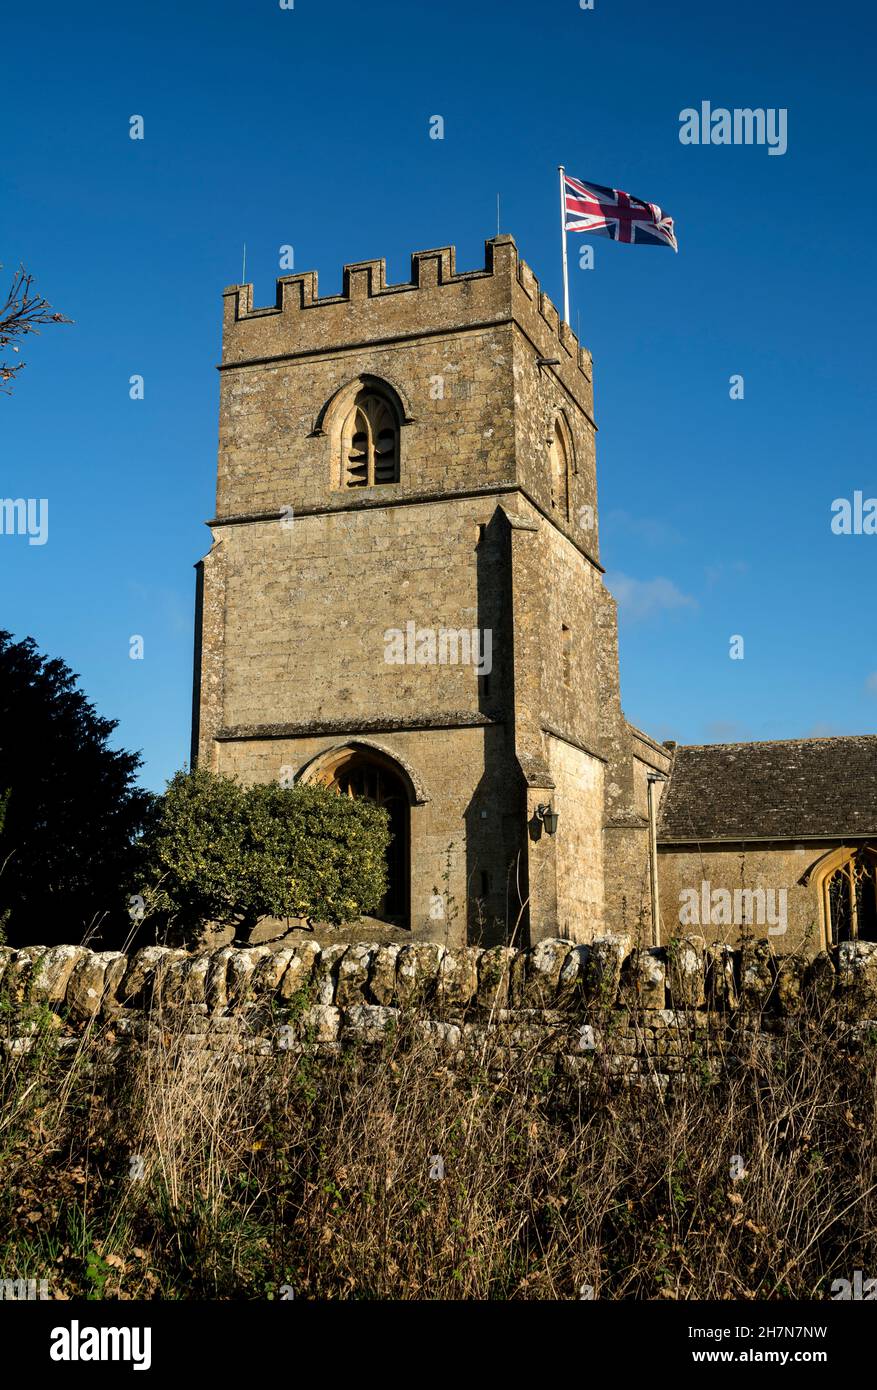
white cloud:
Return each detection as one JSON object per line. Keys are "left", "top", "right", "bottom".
{"left": 605, "top": 572, "right": 697, "bottom": 623}
{"left": 866, "top": 673, "right": 877, "bottom": 696}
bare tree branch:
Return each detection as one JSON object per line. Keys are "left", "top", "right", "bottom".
{"left": 0, "top": 263, "right": 73, "bottom": 393}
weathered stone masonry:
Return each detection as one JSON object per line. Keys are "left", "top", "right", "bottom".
{"left": 4, "top": 940, "right": 877, "bottom": 1083}
{"left": 192, "top": 235, "right": 669, "bottom": 950}
{"left": 189, "top": 233, "right": 877, "bottom": 962}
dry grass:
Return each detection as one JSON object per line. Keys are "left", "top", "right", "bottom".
{"left": 1, "top": 993, "right": 876, "bottom": 1300}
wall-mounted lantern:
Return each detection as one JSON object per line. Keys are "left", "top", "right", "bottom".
{"left": 536, "top": 803, "right": 560, "bottom": 836}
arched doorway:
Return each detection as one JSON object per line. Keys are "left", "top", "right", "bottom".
{"left": 309, "top": 748, "right": 410, "bottom": 925}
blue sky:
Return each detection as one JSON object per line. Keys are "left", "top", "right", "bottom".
{"left": 2, "top": 0, "right": 875, "bottom": 791}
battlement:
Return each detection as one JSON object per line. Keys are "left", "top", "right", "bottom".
{"left": 220, "top": 235, "right": 592, "bottom": 382}
{"left": 224, "top": 240, "right": 497, "bottom": 314}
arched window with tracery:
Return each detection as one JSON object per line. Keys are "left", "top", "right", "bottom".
{"left": 341, "top": 390, "right": 400, "bottom": 488}
{"left": 548, "top": 415, "right": 572, "bottom": 518}
{"left": 823, "top": 847, "right": 877, "bottom": 945}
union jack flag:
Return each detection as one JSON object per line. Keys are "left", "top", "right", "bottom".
{"left": 563, "top": 173, "right": 678, "bottom": 251}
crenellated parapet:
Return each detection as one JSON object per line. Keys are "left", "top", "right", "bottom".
{"left": 220, "top": 235, "right": 592, "bottom": 390}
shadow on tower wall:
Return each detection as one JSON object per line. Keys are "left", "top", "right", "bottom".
{"left": 462, "top": 507, "right": 529, "bottom": 948}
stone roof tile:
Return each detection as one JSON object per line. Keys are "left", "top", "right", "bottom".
{"left": 657, "top": 736, "right": 877, "bottom": 842}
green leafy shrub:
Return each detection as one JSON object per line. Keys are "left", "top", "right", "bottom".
{"left": 143, "top": 767, "right": 389, "bottom": 938}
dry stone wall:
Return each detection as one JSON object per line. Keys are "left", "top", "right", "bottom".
{"left": 3, "top": 938, "right": 877, "bottom": 1084}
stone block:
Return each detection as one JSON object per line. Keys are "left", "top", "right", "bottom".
{"left": 342, "top": 1004, "right": 399, "bottom": 1042}
{"left": 301, "top": 1004, "right": 341, "bottom": 1043}
{"left": 705, "top": 943, "right": 739, "bottom": 1010}
{"left": 619, "top": 947, "right": 665, "bottom": 1009}
{"left": 5, "top": 947, "right": 49, "bottom": 1004}
{"left": 437, "top": 947, "right": 480, "bottom": 1008}
{"left": 120, "top": 947, "right": 184, "bottom": 1007}
{"left": 335, "top": 944, "right": 375, "bottom": 1008}
{"left": 67, "top": 952, "right": 127, "bottom": 1019}
{"left": 227, "top": 947, "right": 271, "bottom": 1007}
{"left": 666, "top": 935, "right": 706, "bottom": 1009}
{"left": 740, "top": 940, "right": 777, "bottom": 1012}
{"left": 476, "top": 946, "right": 515, "bottom": 1011}
{"left": 278, "top": 942, "right": 322, "bottom": 1001}
{"left": 523, "top": 938, "right": 571, "bottom": 1006}
{"left": 368, "top": 944, "right": 401, "bottom": 1005}
{"left": 396, "top": 943, "right": 446, "bottom": 1007}
{"left": 837, "top": 940, "right": 877, "bottom": 1013}
{"left": 581, "top": 936, "right": 629, "bottom": 1004}
{"left": 314, "top": 944, "right": 348, "bottom": 1006}
{"left": 254, "top": 947, "right": 297, "bottom": 995}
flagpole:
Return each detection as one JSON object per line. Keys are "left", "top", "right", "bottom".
{"left": 558, "top": 164, "right": 570, "bottom": 325}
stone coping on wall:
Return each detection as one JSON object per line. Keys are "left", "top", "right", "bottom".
{"left": 2, "top": 936, "right": 877, "bottom": 1030}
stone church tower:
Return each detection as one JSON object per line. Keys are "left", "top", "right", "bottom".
{"left": 192, "top": 235, "right": 670, "bottom": 947}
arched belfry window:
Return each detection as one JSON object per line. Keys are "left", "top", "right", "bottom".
{"left": 341, "top": 390, "right": 400, "bottom": 488}
{"left": 548, "top": 415, "right": 573, "bottom": 519}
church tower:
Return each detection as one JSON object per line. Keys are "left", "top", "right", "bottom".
{"left": 192, "top": 235, "right": 669, "bottom": 947}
